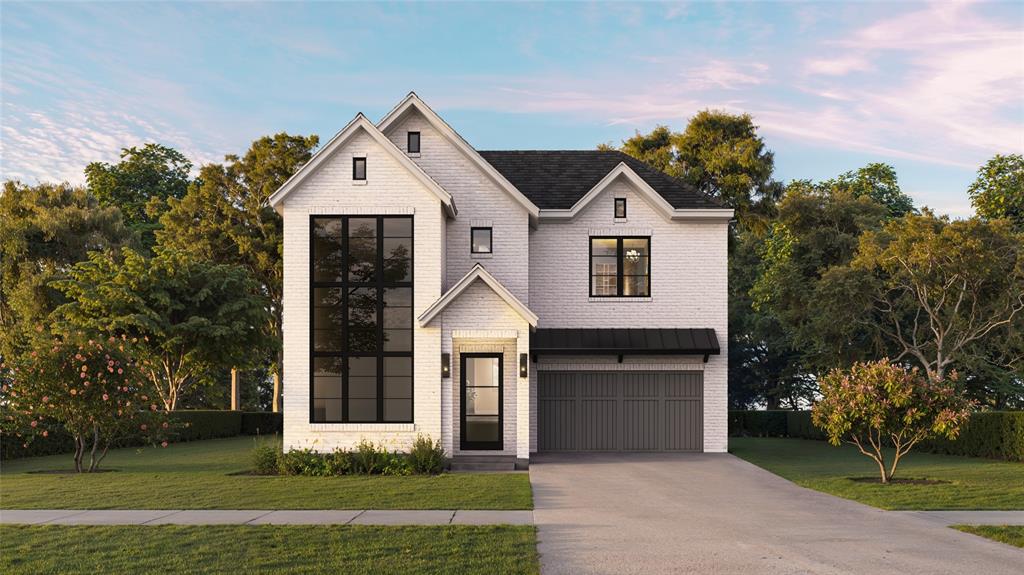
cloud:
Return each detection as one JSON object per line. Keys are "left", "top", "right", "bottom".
{"left": 803, "top": 56, "right": 871, "bottom": 76}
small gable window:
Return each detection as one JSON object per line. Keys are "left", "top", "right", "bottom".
{"left": 471, "top": 227, "right": 492, "bottom": 254}
{"left": 352, "top": 157, "right": 367, "bottom": 181}
{"left": 407, "top": 132, "right": 421, "bottom": 154}
{"left": 615, "top": 198, "right": 627, "bottom": 218}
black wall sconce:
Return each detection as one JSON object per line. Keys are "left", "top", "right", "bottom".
{"left": 441, "top": 353, "right": 451, "bottom": 379}
{"left": 519, "top": 353, "right": 528, "bottom": 378}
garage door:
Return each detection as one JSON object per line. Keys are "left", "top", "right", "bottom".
{"left": 538, "top": 371, "right": 703, "bottom": 452}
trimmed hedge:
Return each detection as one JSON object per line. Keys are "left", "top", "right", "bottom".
{"left": 729, "top": 409, "right": 1023, "bottom": 462}
{"left": 1, "top": 410, "right": 283, "bottom": 460}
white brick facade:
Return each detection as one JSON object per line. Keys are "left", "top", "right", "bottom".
{"left": 274, "top": 95, "right": 730, "bottom": 459}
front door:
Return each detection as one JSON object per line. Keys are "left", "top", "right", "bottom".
{"left": 460, "top": 353, "right": 503, "bottom": 450}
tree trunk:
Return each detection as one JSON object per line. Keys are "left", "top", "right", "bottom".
{"left": 73, "top": 437, "right": 84, "bottom": 473}
{"left": 272, "top": 370, "right": 281, "bottom": 413}
{"left": 230, "top": 367, "right": 240, "bottom": 411}
{"left": 87, "top": 425, "right": 100, "bottom": 472}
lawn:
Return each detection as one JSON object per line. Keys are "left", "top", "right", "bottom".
{"left": 952, "top": 525, "right": 1024, "bottom": 549}
{"left": 730, "top": 437, "right": 1024, "bottom": 510}
{"left": 0, "top": 437, "right": 532, "bottom": 510}
{"left": 0, "top": 524, "right": 539, "bottom": 574}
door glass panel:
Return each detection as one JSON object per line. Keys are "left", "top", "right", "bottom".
{"left": 466, "top": 387, "right": 499, "bottom": 415}
{"left": 463, "top": 356, "right": 501, "bottom": 447}
{"left": 465, "top": 417, "right": 500, "bottom": 442}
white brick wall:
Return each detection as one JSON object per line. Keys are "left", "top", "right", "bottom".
{"left": 280, "top": 128, "right": 445, "bottom": 453}
{"left": 382, "top": 111, "right": 532, "bottom": 302}
{"left": 529, "top": 176, "right": 729, "bottom": 452}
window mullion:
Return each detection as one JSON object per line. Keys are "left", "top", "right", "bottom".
{"left": 377, "top": 218, "right": 385, "bottom": 423}
{"left": 341, "top": 216, "right": 349, "bottom": 423}
{"left": 617, "top": 238, "right": 624, "bottom": 297}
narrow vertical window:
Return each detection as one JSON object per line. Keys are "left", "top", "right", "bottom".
{"left": 471, "top": 227, "right": 492, "bottom": 254}
{"left": 407, "top": 131, "right": 421, "bottom": 154}
{"left": 352, "top": 157, "right": 366, "bottom": 181}
{"left": 615, "top": 198, "right": 627, "bottom": 218}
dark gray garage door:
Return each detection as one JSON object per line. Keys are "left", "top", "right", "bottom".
{"left": 538, "top": 371, "right": 703, "bottom": 452}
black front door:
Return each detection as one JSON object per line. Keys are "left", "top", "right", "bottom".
{"left": 460, "top": 353, "right": 503, "bottom": 451}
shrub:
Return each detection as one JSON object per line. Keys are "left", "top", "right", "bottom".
{"left": 918, "top": 411, "right": 1024, "bottom": 462}
{"left": 240, "top": 412, "right": 282, "bottom": 436}
{"left": 350, "top": 439, "right": 388, "bottom": 475}
{"left": 785, "top": 411, "right": 827, "bottom": 440}
{"left": 813, "top": 359, "right": 973, "bottom": 483}
{"left": 408, "top": 435, "right": 446, "bottom": 474}
{"left": 278, "top": 448, "right": 327, "bottom": 476}
{"left": 1, "top": 336, "right": 167, "bottom": 472}
{"left": 251, "top": 443, "right": 279, "bottom": 475}
{"left": 728, "top": 411, "right": 789, "bottom": 437}
{"left": 171, "top": 411, "right": 242, "bottom": 441}
{"left": 381, "top": 452, "right": 413, "bottom": 476}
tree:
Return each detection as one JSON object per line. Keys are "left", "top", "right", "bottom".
{"left": 52, "top": 248, "right": 271, "bottom": 410}
{"left": 675, "top": 110, "right": 780, "bottom": 216}
{"left": 825, "top": 163, "right": 915, "bottom": 218}
{"left": 968, "top": 153, "right": 1024, "bottom": 229}
{"left": 812, "top": 360, "right": 972, "bottom": 483}
{"left": 605, "top": 125, "right": 681, "bottom": 178}
{"left": 0, "top": 181, "right": 128, "bottom": 360}
{"left": 156, "top": 133, "right": 319, "bottom": 411}
{"left": 1, "top": 335, "right": 166, "bottom": 472}
{"left": 85, "top": 143, "right": 192, "bottom": 248}
{"left": 842, "top": 213, "right": 1024, "bottom": 385}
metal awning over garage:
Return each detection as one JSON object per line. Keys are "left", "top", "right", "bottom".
{"left": 532, "top": 328, "right": 720, "bottom": 362}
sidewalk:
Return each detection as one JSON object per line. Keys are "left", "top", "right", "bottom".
{"left": 0, "top": 509, "right": 534, "bottom": 526}
{"left": 891, "top": 510, "right": 1024, "bottom": 526}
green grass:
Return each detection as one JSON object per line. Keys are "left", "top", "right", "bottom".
{"left": 0, "top": 524, "right": 539, "bottom": 574}
{"left": 0, "top": 437, "right": 532, "bottom": 510}
{"left": 730, "top": 437, "right": 1024, "bottom": 510}
{"left": 952, "top": 525, "right": 1024, "bottom": 548}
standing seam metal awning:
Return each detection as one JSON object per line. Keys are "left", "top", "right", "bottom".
{"left": 531, "top": 328, "right": 720, "bottom": 361}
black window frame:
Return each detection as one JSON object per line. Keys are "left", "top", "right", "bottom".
{"left": 615, "top": 198, "right": 627, "bottom": 218}
{"left": 470, "top": 227, "right": 493, "bottom": 254}
{"left": 407, "top": 131, "right": 421, "bottom": 154}
{"left": 309, "top": 215, "right": 414, "bottom": 424}
{"left": 352, "top": 157, "right": 367, "bottom": 181}
{"left": 588, "top": 236, "right": 651, "bottom": 298}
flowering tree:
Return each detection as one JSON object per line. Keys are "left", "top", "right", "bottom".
{"left": 812, "top": 359, "right": 972, "bottom": 483}
{"left": 1, "top": 335, "right": 167, "bottom": 472}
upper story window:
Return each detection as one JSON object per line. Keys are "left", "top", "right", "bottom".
{"left": 590, "top": 237, "right": 650, "bottom": 297}
{"left": 615, "top": 198, "right": 627, "bottom": 218}
{"left": 407, "top": 131, "right": 421, "bottom": 154}
{"left": 471, "top": 227, "right": 492, "bottom": 254}
{"left": 310, "top": 215, "right": 413, "bottom": 423}
{"left": 353, "top": 157, "right": 367, "bottom": 181}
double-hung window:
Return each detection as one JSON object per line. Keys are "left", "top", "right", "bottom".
{"left": 311, "top": 216, "right": 413, "bottom": 423}
{"left": 589, "top": 237, "right": 650, "bottom": 297}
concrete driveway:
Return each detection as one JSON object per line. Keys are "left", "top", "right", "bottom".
{"left": 530, "top": 453, "right": 1024, "bottom": 575}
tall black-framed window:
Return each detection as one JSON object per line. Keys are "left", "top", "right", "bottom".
{"left": 353, "top": 157, "right": 367, "bottom": 181}
{"left": 589, "top": 236, "right": 650, "bottom": 297}
{"left": 407, "top": 131, "right": 421, "bottom": 154}
{"left": 615, "top": 198, "right": 627, "bottom": 218}
{"left": 310, "top": 215, "right": 413, "bottom": 423}
{"left": 470, "top": 227, "right": 492, "bottom": 254}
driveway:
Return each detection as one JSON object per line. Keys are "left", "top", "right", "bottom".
{"left": 530, "top": 453, "right": 1024, "bottom": 575}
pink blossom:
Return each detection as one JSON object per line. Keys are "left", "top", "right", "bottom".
{"left": 80, "top": 372, "right": 86, "bottom": 379}
{"left": 117, "top": 368, "right": 124, "bottom": 375}
{"left": 42, "top": 430, "right": 49, "bottom": 437}
{"left": 140, "top": 424, "right": 147, "bottom": 431}
{"left": 150, "top": 404, "right": 157, "bottom": 411}
{"left": 161, "top": 441, "right": 168, "bottom": 448}
{"left": 70, "top": 389, "right": 77, "bottom": 396}
{"left": 162, "top": 422, "right": 168, "bottom": 429}
{"left": 41, "top": 396, "right": 48, "bottom": 403}
{"left": 30, "top": 420, "right": 37, "bottom": 427}
{"left": 102, "top": 394, "right": 109, "bottom": 401}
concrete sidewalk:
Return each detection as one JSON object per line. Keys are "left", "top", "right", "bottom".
{"left": 0, "top": 509, "right": 534, "bottom": 526}
{"left": 892, "top": 510, "right": 1024, "bottom": 526}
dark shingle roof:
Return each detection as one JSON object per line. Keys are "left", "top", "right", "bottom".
{"left": 478, "top": 150, "right": 722, "bottom": 210}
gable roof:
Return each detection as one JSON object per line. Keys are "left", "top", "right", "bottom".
{"left": 478, "top": 150, "right": 724, "bottom": 211}
{"left": 268, "top": 113, "right": 456, "bottom": 216}
{"left": 377, "top": 93, "right": 539, "bottom": 218}
{"left": 418, "top": 264, "right": 538, "bottom": 327}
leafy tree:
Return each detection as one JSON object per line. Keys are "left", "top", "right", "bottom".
{"left": 968, "top": 153, "right": 1024, "bottom": 229}
{"left": 0, "top": 181, "right": 128, "bottom": 360}
{"left": 85, "top": 143, "right": 192, "bottom": 248}
{"left": 838, "top": 213, "right": 1024, "bottom": 386}
{"left": 2, "top": 336, "right": 167, "bottom": 472}
{"left": 813, "top": 360, "right": 972, "bottom": 483}
{"left": 824, "top": 163, "right": 915, "bottom": 218}
{"left": 52, "top": 248, "right": 271, "bottom": 410}
{"left": 675, "top": 110, "right": 780, "bottom": 216}
{"left": 603, "top": 125, "right": 681, "bottom": 177}
{"left": 156, "top": 133, "right": 318, "bottom": 412}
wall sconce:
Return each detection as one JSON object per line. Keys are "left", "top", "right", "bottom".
{"left": 519, "top": 353, "right": 528, "bottom": 378}
{"left": 441, "top": 353, "right": 451, "bottom": 379}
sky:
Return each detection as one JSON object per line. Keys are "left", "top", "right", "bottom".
{"left": 2, "top": 1, "right": 1022, "bottom": 218}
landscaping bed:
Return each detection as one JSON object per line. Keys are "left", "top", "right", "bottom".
{"left": 0, "top": 524, "right": 539, "bottom": 574}
{"left": 0, "top": 436, "right": 533, "bottom": 510}
{"left": 730, "top": 437, "right": 1024, "bottom": 510}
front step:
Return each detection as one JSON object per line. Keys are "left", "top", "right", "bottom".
{"left": 449, "top": 455, "right": 517, "bottom": 472}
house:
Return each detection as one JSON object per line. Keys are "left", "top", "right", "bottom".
{"left": 269, "top": 93, "right": 732, "bottom": 468}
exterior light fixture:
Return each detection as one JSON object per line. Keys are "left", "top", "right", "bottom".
{"left": 519, "top": 353, "right": 529, "bottom": 378}
{"left": 441, "top": 353, "right": 451, "bottom": 378}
